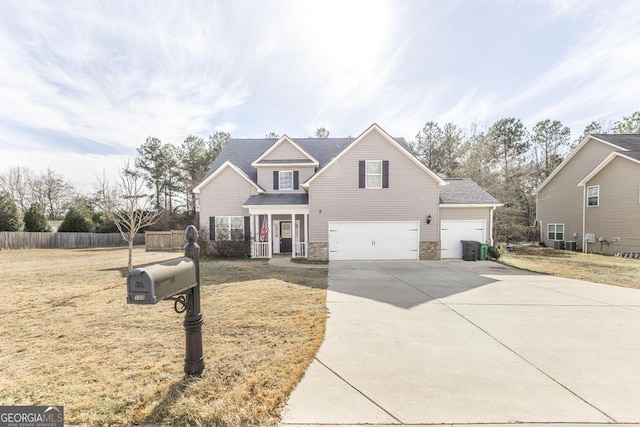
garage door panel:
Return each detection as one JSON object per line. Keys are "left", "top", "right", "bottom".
{"left": 329, "top": 221, "right": 419, "bottom": 261}
{"left": 441, "top": 220, "right": 485, "bottom": 259}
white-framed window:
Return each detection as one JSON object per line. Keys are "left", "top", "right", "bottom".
{"left": 366, "top": 160, "right": 382, "bottom": 188}
{"left": 279, "top": 171, "right": 293, "bottom": 190}
{"left": 548, "top": 223, "right": 564, "bottom": 241}
{"left": 587, "top": 185, "right": 599, "bottom": 206}
{"left": 215, "top": 216, "right": 244, "bottom": 241}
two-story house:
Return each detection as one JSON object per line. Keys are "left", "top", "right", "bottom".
{"left": 194, "top": 124, "right": 502, "bottom": 261}
{"left": 535, "top": 134, "right": 640, "bottom": 255}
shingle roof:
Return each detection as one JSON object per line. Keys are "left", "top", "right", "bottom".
{"left": 591, "top": 134, "right": 640, "bottom": 151}
{"left": 440, "top": 178, "right": 501, "bottom": 205}
{"left": 243, "top": 194, "right": 309, "bottom": 206}
{"left": 204, "top": 137, "right": 408, "bottom": 181}
{"left": 255, "top": 159, "right": 316, "bottom": 165}
{"left": 621, "top": 150, "right": 640, "bottom": 161}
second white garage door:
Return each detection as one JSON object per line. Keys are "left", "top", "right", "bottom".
{"left": 328, "top": 221, "right": 420, "bottom": 261}
{"left": 440, "top": 220, "right": 486, "bottom": 259}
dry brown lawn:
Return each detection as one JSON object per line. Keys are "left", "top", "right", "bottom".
{"left": 499, "top": 243, "right": 640, "bottom": 289}
{"left": 0, "top": 248, "right": 327, "bottom": 426}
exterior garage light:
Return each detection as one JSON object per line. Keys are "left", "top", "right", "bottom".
{"left": 426, "top": 214, "right": 432, "bottom": 224}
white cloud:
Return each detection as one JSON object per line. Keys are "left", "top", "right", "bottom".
{"left": 498, "top": 2, "right": 640, "bottom": 135}
{"left": 0, "top": 1, "right": 251, "bottom": 152}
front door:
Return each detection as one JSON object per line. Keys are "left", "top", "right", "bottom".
{"left": 280, "top": 221, "right": 292, "bottom": 253}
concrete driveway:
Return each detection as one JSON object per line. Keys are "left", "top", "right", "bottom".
{"left": 282, "top": 260, "right": 640, "bottom": 426}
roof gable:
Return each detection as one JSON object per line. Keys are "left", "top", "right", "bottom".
{"left": 533, "top": 134, "right": 640, "bottom": 195}
{"left": 302, "top": 123, "right": 446, "bottom": 188}
{"left": 577, "top": 151, "right": 640, "bottom": 186}
{"left": 193, "top": 161, "right": 265, "bottom": 194}
{"left": 252, "top": 135, "right": 319, "bottom": 167}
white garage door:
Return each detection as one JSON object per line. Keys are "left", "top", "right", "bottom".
{"left": 441, "top": 220, "right": 485, "bottom": 259}
{"left": 328, "top": 221, "right": 420, "bottom": 261}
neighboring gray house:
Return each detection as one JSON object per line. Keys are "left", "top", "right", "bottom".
{"left": 534, "top": 134, "right": 640, "bottom": 254}
{"left": 194, "top": 124, "right": 501, "bottom": 261}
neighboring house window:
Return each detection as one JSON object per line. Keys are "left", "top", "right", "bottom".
{"left": 215, "top": 216, "right": 244, "bottom": 240}
{"left": 358, "top": 160, "right": 389, "bottom": 189}
{"left": 587, "top": 185, "right": 599, "bottom": 206}
{"left": 273, "top": 170, "right": 299, "bottom": 190}
{"left": 548, "top": 224, "right": 564, "bottom": 241}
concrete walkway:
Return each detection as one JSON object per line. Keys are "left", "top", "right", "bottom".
{"left": 282, "top": 260, "right": 640, "bottom": 426}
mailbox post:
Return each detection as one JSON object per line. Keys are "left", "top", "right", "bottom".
{"left": 126, "top": 225, "right": 205, "bottom": 377}
{"left": 183, "top": 225, "right": 204, "bottom": 376}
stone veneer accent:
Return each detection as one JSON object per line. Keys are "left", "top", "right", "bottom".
{"left": 308, "top": 242, "right": 329, "bottom": 261}
{"left": 420, "top": 241, "right": 441, "bottom": 260}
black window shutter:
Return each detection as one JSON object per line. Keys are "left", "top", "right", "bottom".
{"left": 382, "top": 160, "right": 389, "bottom": 188}
{"left": 244, "top": 216, "right": 251, "bottom": 241}
{"left": 209, "top": 216, "right": 215, "bottom": 240}
{"left": 273, "top": 170, "right": 279, "bottom": 190}
{"left": 293, "top": 171, "right": 299, "bottom": 189}
{"left": 359, "top": 161, "right": 365, "bottom": 188}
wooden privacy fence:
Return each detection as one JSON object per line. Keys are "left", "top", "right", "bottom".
{"left": 0, "top": 232, "right": 144, "bottom": 250}
{"left": 145, "top": 230, "right": 186, "bottom": 251}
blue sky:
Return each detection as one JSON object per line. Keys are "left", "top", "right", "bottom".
{"left": 1, "top": 0, "right": 640, "bottom": 190}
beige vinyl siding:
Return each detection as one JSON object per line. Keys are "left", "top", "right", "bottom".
{"left": 584, "top": 156, "right": 640, "bottom": 254}
{"left": 440, "top": 207, "right": 492, "bottom": 242}
{"left": 257, "top": 166, "right": 314, "bottom": 193}
{"left": 537, "top": 139, "right": 617, "bottom": 246}
{"left": 263, "top": 141, "right": 310, "bottom": 160}
{"left": 308, "top": 131, "right": 439, "bottom": 242}
{"left": 198, "top": 166, "right": 259, "bottom": 231}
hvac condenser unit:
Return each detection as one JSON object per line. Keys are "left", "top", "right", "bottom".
{"left": 585, "top": 234, "right": 596, "bottom": 243}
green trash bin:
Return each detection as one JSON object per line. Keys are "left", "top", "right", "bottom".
{"left": 479, "top": 243, "right": 488, "bottom": 260}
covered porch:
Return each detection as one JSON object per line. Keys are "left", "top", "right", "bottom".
{"left": 242, "top": 194, "right": 309, "bottom": 259}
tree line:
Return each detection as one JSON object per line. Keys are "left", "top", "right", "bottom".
{"left": 408, "top": 111, "right": 640, "bottom": 241}
{"left": 2, "top": 113, "right": 639, "bottom": 243}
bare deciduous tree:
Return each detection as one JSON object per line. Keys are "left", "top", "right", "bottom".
{"left": 96, "top": 160, "right": 163, "bottom": 270}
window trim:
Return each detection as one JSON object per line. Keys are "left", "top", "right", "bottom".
{"left": 279, "top": 170, "right": 294, "bottom": 191}
{"left": 587, "top": 185, "right": 599, "bottom": 207}
{"left": 215, "top": 216, "right": 245, "bottom": 241}
{"left": 365, "top": 160, "right": 382, "bottom": 189}
{"left": 548, "top": 223, "right": 564, "bottom": 241}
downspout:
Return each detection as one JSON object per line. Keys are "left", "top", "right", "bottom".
{"left": 582, "top": 185, "right": 588, "bottom": 253}
{"left": 536, "top": 193, "right": 542, "bottom": 242}
{"left": 490, "top": 206, "right": 496, "bottom": 246}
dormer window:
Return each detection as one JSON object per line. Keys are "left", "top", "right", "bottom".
{"left": 279, "top": 171, "right": 293, "bottom": 190}
{"left": 273, "top": 170, "right": 299, "bottom": 190}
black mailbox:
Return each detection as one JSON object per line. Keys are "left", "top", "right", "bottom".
{"left": 127, "top": 257, "right": 197, "bottom": 304}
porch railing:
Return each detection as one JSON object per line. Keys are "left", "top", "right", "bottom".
{"left": 293, "top": 242, "right": 307, "bottom": 258}
{"left": 253, "top": 242, "right": 269, "bottom": 258}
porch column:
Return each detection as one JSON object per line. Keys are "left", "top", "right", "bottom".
{"left": 267, "top": 213, "right": 273, "bottom": 258}
{"left": 304, "top": 213, "right": 309, "bottom": 258}
{"left": 291, "top": 213, "right": 296, "bottom": 258}
{"left": 250, "top": 214, "right": 255, "bottom": 257}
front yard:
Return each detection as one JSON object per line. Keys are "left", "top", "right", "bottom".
{"left": 499, "top": 243, "right": 640, "bottom": 289}
{"left": 0, "top": 248, "right": 327, "bottom": 426}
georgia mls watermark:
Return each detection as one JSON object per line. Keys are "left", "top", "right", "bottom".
{"left": 0, "top": 406, "right": 63, "bottom": 427}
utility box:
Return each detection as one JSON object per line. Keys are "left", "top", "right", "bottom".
{"left": 553, "top": 240, "right": 565, "bottom": 250}
{"left": 127, "top": 257, "right": 197, "bottom": 304}
{"left": 565, "top": 241, "right": 577, "bottom": 251}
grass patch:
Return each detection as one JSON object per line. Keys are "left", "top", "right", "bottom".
{"left": 0, "top": 248, "right": 327, "bottom": 426}
{"left": 499, "top": 243, "right": 640, "bottom": 289}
